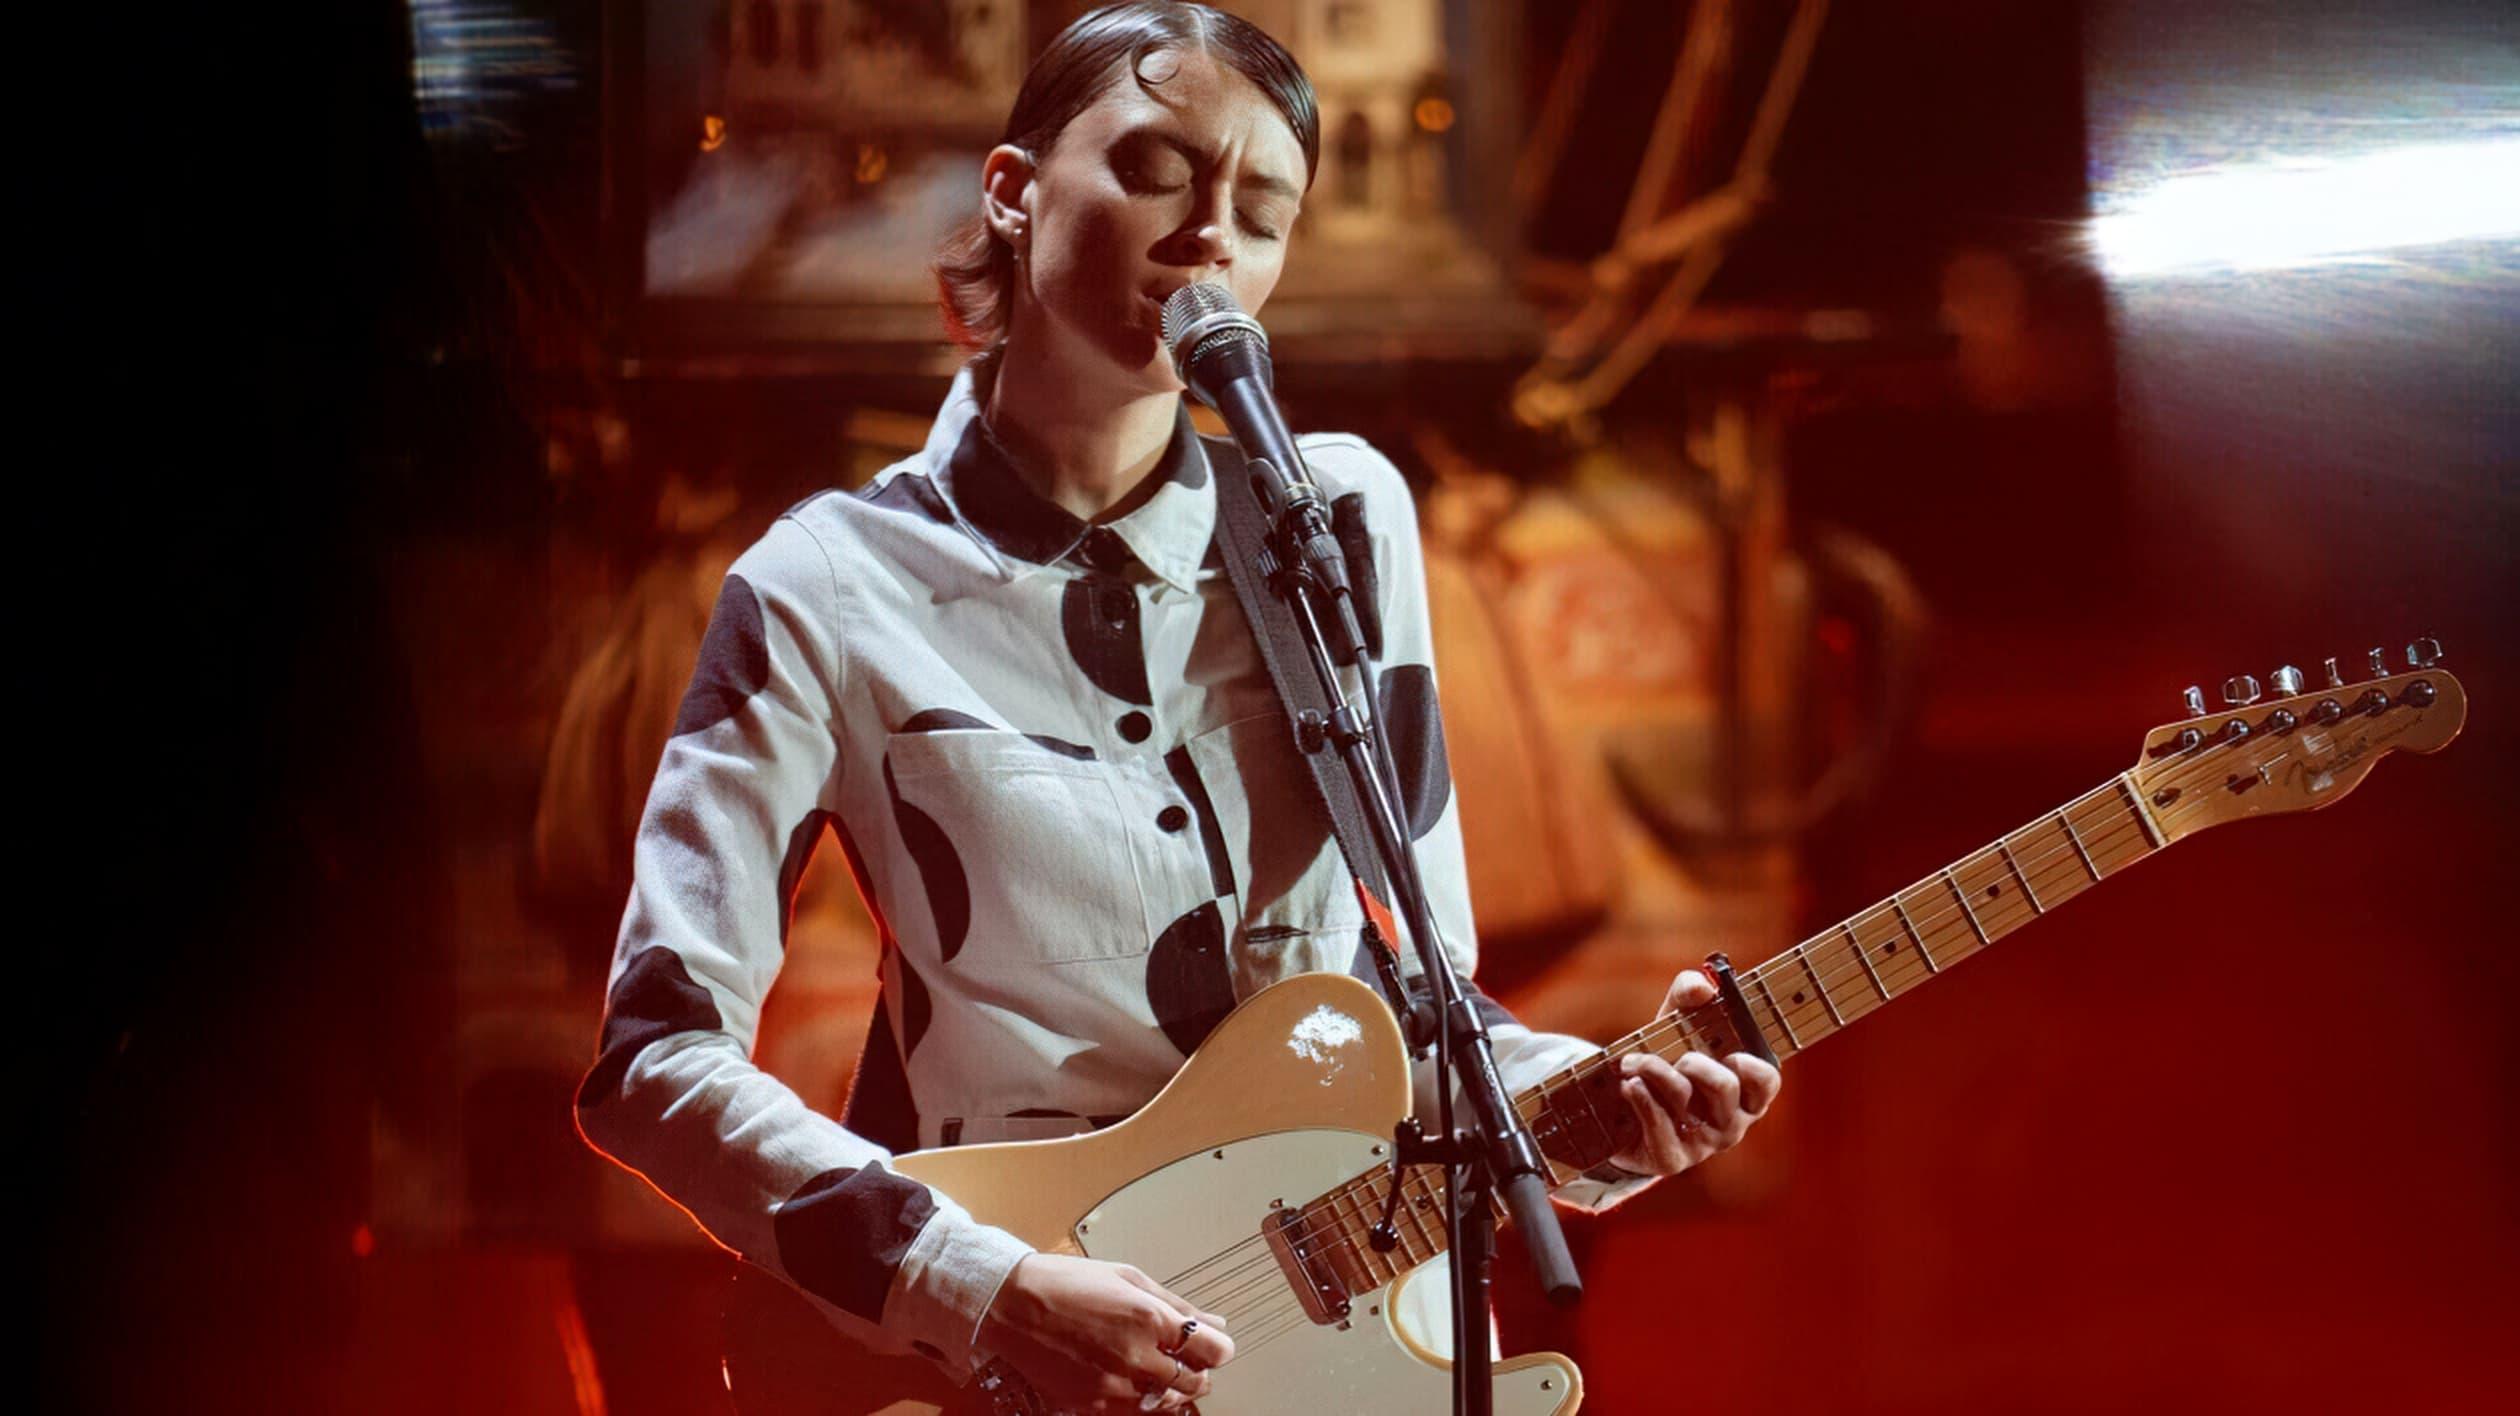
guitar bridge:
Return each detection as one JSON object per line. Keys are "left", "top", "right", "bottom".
{"left": 1263, "top": 1202, "right": 1352, "bottom": 1325}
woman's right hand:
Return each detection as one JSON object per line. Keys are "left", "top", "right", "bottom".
{"left": 976, "top": 1253, "right": 1235, "bottom": 1413}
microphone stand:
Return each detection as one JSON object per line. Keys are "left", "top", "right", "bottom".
{"left": 1247, "top": 482, "right": 1583, "bottom": 1416}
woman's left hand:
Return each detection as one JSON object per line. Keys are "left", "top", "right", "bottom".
{"left": 1603, "top": 967, "right": 1783, "bottom": 1177}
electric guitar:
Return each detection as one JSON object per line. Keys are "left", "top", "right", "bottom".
{"left": 721, "top": 644, "right": 2466, "bottom": 1415}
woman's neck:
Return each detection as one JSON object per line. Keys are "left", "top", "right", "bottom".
{"left": 981, "top": 323, "right": 1180, "bottom": 525}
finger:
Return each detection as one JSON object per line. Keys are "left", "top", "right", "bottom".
{"left": 1132, "top": 1370, "right": 1200, "bottom": 1413}
{"left": 1129, "top": 1346, "right": 1210, "bottom": 1407}
{"left": 1628, "top": 1054, "right": 1705, "bottom": 1160}
{"left": 1117, "top": 1267, "right": 1209, "bottom": 1349}
{"left": 1676, "top": 1051, "right": 1745, "bottom": 1139}
{"left": 1620, "top": 1061, "right": 1692, "bottom": 1171}
{"left": 1662, "top": 967, "right": 1717, "bottom": 1015}
{"left": 1180, "top": 1320, "right": 1234, "bottom": 1369}
{"left": 1123, "top": 1259, "right": 1189, "bottom": 1310}
{"left": 1731, "top": 1053, "right": 1782, "bottom": 1118}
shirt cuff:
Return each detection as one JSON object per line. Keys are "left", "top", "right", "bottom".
{"left": 1554, "top": 1160, "right": 1661, "bottom": 1214}
{"left": 881, "top": 1204, "right": 1036, "bottom": 1376}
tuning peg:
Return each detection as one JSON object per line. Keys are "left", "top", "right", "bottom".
{"left": 2407, "top": 635, "right": 2442, "bottom": 668}
{"left": 2368, "top": 647, "right": 2389, "bottom": 678}
{"left": 2270, "top": 665, "right": 2304, "bottom": 695}
{"left": 2181, "top": 684, "right": 2205, "bottom": 717}
{"left": 2221, "top": 674, "right": 2262, "bottom": 707}
{"left": 2323, "top": 657, "right": 2343, "bottom": 688}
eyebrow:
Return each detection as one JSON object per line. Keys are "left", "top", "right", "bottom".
{"left": 1126, "top": 128, "right": 1303, "bottom": 203}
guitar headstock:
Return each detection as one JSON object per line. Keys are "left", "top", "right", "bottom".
{"left": 2126, "top": 638, "right": 2465, "bottom": 843}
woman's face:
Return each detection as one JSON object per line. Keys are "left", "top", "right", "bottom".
{"left": 991, "top": 47, "right": 1308, "bottom": 393}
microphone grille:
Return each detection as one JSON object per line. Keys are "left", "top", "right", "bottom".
{"left": 1161, "top": 282, "right": 1264, "bottom": 378}
{"left": 1159, "top": 281, "right": 1239, "bottom": 342}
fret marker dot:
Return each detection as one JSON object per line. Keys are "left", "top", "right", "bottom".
{"left": 1886, "top": 941, "right": 1900, "bottom": 952}
{"left": 1791, "top": 991, "right": 1806, "bottom": 1003}
{"left": 1987, "top": 883, "right": 2002, "bottom": 898}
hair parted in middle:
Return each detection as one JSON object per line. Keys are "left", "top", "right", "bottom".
{"left": 932, "top": 2, "right": 1321, "bottom": 365}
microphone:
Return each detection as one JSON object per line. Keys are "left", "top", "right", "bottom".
{"left": 1161, "top": 283, "right": 1356, "bottom": 621}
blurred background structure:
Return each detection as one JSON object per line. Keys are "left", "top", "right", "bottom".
{"left": 48, "top": 1, "right": 2515, "bottom": 1413}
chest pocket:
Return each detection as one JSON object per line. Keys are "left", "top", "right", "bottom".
{"left": 1183, "top": 709, "right": 1364, "bottom": 989}
{"left": 883, "top": 730, "right": 1156, "bottom": 964}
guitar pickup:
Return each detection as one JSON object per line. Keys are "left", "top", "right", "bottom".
{"left": 1263, "top": 1202, "right": 1352, "bottom": 1325}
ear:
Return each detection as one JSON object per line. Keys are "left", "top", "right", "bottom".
{"left": 980, "top": 143, "right": 1037, "bottom": 247}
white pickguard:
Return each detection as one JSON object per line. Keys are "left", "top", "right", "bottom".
{"left": 1073, "top": 1128, "right": 1576, "bottom": 1415}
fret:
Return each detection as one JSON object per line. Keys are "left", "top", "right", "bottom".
{"left": 1561, "top": 1063, "right": 1624, "bottom": 1164}
{"left": 2058, "top": 808, "right": 2101, "bottom": 881}
{"left": 1532, "top": 1072, "right": 1571, "bottom": 1156}
{"left": 1889, "top": 896, "right": 1941, "bottom": 972}
{"left": 1501, "top": 776, "right": 2197, "bottom": 1184}
{"left": 1335, "top": 1183, "right": 1397, "bottom": 1288}
{"left": 1750, "top": 971, "right": 1803, "bottom": 1050}
{"left": 1362, "top": 1170, "right": 1420, "bottom": 1272}
{"left": 2114, "top": 773, "right": 2167, "bottom": 849}
{"left": 1315, "top": 1186, "right": 1363, "bottom": 1292}
{"left": 1843, "top": 922, "right": 1891, "bottom": 999}
{"left": 1997, "top": 837, "right": 2046, "bottom": 913}
{"left": 1398, "top": 1170, "right": 1441, "bottom": 1263}
{"left": 1797, "top": 947, "right": 1846, "bottom": 1027}
{"left": 1943, "top": 867, "right": 1991, "bottom": 946}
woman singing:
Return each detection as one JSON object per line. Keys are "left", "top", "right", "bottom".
{"left": 575, "top": 5, "right": 1780, "bottom": 1412}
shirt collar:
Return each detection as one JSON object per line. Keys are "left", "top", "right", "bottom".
{"left": 924, "top": 360, "right": 1215, "bottom": 593}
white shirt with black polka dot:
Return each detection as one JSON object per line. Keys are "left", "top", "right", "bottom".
{"left": 575, "top": 361, "right": 1654, "bottom": 1379}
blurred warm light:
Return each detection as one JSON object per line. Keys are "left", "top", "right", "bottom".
{"left": 2089, "top": 136, "right": 2520, "bottom": 278}
{"left": 350, "top": 1223, "right": 376, "bottom": 1258}
{"left": 699, "top": 114, "right": 726, "bottom": 152}
{"left": 855, "top": 142, "right": 890, "bottom": 184}
{"left": 1414, "top": 96, "right": 1456, "bottom": 134}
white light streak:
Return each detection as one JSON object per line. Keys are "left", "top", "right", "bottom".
{"left": 2090, "top": 137, "right": 2520, "bottom": 278}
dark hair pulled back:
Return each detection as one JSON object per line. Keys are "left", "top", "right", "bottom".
{"left": 932, "top": 2, "right": 1319, "bottom": 366}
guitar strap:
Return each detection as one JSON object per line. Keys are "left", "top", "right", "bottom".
{"left": 1201, "top": 432, "right": 1415, "bottom": 1008}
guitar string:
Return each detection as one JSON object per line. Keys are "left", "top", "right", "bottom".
{"left": 1157, "top": 770, "right": 2170, "bottom": 1299}
{"left": 1197, "top": 721, "right": 2300, "bottom": 1284}
{"left": 1124, "top": 717, "right": 2389, "bottom": 1356}
{"left": 1211, "top": 756, "right": 2284, "bottom": 1344}
{"left": 1157, "top": 787, "right": 2169, "bottom": 1328}
{"left": 1140, "top": 865, "right": 2204, "bottom": 1355}
{"left": 1152, "top": 767, "right": 2192, "bottom": 1330}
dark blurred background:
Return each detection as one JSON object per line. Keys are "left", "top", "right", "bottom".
{"left": 47, "top": 1, "right": 2514, "bottom": 1413}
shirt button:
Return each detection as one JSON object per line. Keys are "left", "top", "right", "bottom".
{"left": 1080, "top": 527, "right": 1132, "bottom": 572}
{"left": 1118, "top": 711, "right": 1153, "bottom": 742}
{"left": 1157, "top": 805, "right": 1190, "bottom": 833}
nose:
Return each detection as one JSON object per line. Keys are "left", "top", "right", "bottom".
{"left": 1157, "top": 182, "right": 1237, "bottom": 273}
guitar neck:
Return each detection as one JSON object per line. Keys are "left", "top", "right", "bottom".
{"left": 1519, "top": 770, "right": 2170, "bottom": 1158}
{"left": 1688, "top": 772, "right": 2166, "bottom": 1061}
{"left": 1281, "top": 773, "right": 2175, "bottom": 1299}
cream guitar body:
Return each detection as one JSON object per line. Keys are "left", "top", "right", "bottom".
{"left": 722, "top": 972, "right": 1582, "bottom": 1416}
{"left": 724, "top": 649, "right": 2467, "bottom": 1416}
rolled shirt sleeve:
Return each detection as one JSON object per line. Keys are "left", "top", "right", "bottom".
{"left": 572, "top": 513, "right": 1032, "bottom": 1375}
